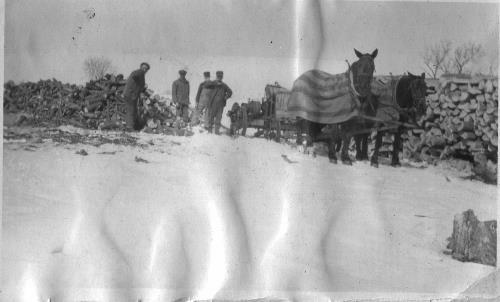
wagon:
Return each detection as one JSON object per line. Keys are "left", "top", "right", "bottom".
{"left": 230, "top": 75, "right": 422, "bottom": 143}
{"left": 229, "top": 84, "right": 298, "bottom": 141}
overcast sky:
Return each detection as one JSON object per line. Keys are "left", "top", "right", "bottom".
{"left": 5, "top": 0, "right": 499, "bottom": 100}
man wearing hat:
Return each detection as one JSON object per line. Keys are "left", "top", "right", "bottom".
{"left": 172, "top": 69, "right": 190, "bottom": 122}
{"left": 123, "top": 62, "right": 150, "bottom": 131}
{"left": 206, "top": 70, "right": 232, "bottom": 134}
{"left": 191, "top": 71, "right": 213, "bottom": 126}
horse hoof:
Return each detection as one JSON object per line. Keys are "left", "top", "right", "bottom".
{"left": 371, "top": 162, "right": 379, "bottom": 168}
{"left": 329, "top": 158, "right": 338, "bottom": 164}
{"left": 342, "top": 159, "right": 352, "bottom": 165}
{"left": 391, "top": 162, "right": 401, "bottom": 167}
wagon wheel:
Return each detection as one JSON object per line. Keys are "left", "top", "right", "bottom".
{"left": 241, "top": 106, "right": 248, "bottom": 136}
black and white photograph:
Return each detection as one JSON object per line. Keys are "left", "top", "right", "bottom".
{"left": 2, "top": 0, "right": 499, "bottom": 301}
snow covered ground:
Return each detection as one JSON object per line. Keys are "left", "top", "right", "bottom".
{"left": 2, "top": 125, "right": 498, "bottom": 302}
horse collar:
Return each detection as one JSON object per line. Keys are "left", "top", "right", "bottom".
{"left": 349, "top": 69, "right": 362, "bottom": 97}
{"left": 393, "top": 76, "right": 401, "bottom": 106}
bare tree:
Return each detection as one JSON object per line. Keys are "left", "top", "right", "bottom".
{"left": 452, "top": 42, "right": 485, "bottom": 74}
{"left": 422, "top": 40, "right": 452, "bottom": 79}
{"left": 487, "top": 53, "right": 498, "bottom": 76}
{"left": 84, "top": 56, "right": 115, "bottom": 81}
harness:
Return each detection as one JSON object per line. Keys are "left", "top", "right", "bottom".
{"left": 346, "top": 59, "right": 376, "bottom": 113}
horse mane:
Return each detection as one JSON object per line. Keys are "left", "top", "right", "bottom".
{"left": 395, "top": 75, "right": 413, "bottom": 108}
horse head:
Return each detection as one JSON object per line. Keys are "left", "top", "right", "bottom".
{"left": 407, "top": 72, "right": 427, "bottom": 119}
{"left": 351, "top": 48, "right": 378, "bottom": 97}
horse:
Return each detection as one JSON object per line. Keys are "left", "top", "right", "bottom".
{"left": 366, "top": 72, "right": 428, "bottom": 167}
{"left": 294, "top": 48, "right": 378, "bottom": 164}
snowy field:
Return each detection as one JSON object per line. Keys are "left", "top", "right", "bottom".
{"left": 2, "top": 125, "right": 498, "bottom": 302}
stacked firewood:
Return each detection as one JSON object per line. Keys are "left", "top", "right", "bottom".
{"left": 3, "top": 75, "right": 180, "bottom": 131}
{"left": 402, "top": 75, "right": 498, "bottom": 181}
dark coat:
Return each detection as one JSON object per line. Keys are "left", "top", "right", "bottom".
{"left": 208, "top": 80, "right": 232, "bottom": 107}
{"left": 123, "top": 69, "right": 146, "bottom": 101}
{"left": 172, "top": 78, "right": 190, "bottom": 105}
{"left": 195, "top": 80, "right": 214, "bottom": 105}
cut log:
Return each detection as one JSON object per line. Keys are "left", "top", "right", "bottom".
{"left": 457, "top": 119, "right": 474, "bottom": 132}
{"left": 452, "top": 117, "right": 462, "bottom": 124}
{"left": 468, "top": 87, "right": 482, "bottom": 95}
{"left": 428, "top": 135, "right": 446, "bottom": 147}
{"left": 429, "top": 127, "right": 443, "bottom": 136}
{"left": 486, "top": 106, "right": 495, "bottom": 115}
{"left": 460, "top": 132, "right": 476, "bottom": 141}
{"left": 459, "top": 91, "right": 470, "bottom": 102}
{"left": 429, "top": 94, "right": 439, "bottom": 102}
{"left": 446, "top": 209, "right": 496, "bottom": 266}
{"left": 483, "top": 113, "right": 495, "bottom": 124}
{"left": 457, "top": 103, "right": 471, "bottom": 111}
{"left": 485, "top": 80, "right": 494, "bottom": 93}
{"left": 475, "top": 128, "right": 483, "bottom": 137}
{"left": 491, "top": 135, "right": 498, "bottom": 147}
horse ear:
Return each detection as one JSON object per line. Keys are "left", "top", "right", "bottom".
{"left": 354, "top": 49, "right": 363, "bottom": 58}
{"left": 421, "top": 72, "right": 425, "bottom": 79}
{"left": 371, "top": 48, "right": 378, "bottom": 58}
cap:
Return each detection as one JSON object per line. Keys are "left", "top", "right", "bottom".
{"left": 216, "top": 70, "right": 223, "bottom": 77}
{"left": 179, "top": 70, "right": 187, "bottom": 75}
{"left": 140, "top": 62, "right": 150, "bottom": 70}
{"left": 203, "top": 71, "right": 210, "bottom": 77}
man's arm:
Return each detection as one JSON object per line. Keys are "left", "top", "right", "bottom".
{"left": 172, "top": 81, "right": 177, "bottom": 103}
{"left": 195, "top": 83, "right": 203, "bottom": 104}
{"left": 224, "top": 84, "right": 233, "bottom": 99}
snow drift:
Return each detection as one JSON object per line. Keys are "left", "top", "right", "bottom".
{"left": 2, "top": 126, "right": 497, "bottom": 302}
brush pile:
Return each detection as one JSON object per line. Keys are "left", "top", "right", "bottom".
{"left": 4, "top": 74, "right": 187, "bottom": 133}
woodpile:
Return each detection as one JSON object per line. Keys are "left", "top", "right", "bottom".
{"left": 445, "top": 209, "right": 496, "bottom": 266}
{"left": 4, "top": 74, "right": 180, "bottom": 132}
{"left": 402, "top": 76, "right": 498, "bottom": 182}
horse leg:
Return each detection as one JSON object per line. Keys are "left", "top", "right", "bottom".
{"left": 328, "top": 137, "right": 338, "bottom": 164}
{"left": 371, "top": 131, "right": 383, "bottom": 168}
{"left": 355, "top": 135, "right": 363, "bottom": 161}
{"left": 296, "top": 120, "right": 304, "bottom": 145}
{"left": 335, "top": 136, "right": 342, "bottom": 153}
{"left": 361, "top": 134, "right": 369, "bottom": 160}
{"left": 391, "top": 128, "right": 402, "bottom": 167}
{"left": 340, "top": 125, "right": 352, "bottom": 165}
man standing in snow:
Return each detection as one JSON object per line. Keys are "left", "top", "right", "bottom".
{"left": 172, "top": 69, "right": 190, "bottom": 123}
{"left": 123, "top": 62, "right": 150, "bottom": 131}
{"left": 206, "top": 70, "right": 232, "bottom": 134}
{"left": 191, "top": 71, "right": 213, "bottom": 127}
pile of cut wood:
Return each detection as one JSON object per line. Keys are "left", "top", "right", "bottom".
{"left": 3, "top": 75, "right": 181, "bottom": 132}
{"left": 401, "top": 76, "right": 498, "bottom": 182}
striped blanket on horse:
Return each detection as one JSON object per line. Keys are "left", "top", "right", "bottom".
{"left": 287, "top": 69, "right": 361, "bottom": 124}
{"left": 371, "top": 76, "right": 401, "bottom": 122}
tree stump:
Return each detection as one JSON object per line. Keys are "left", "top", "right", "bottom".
{"left": 446, "top": 209, "right": 497, "bottom": 266}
